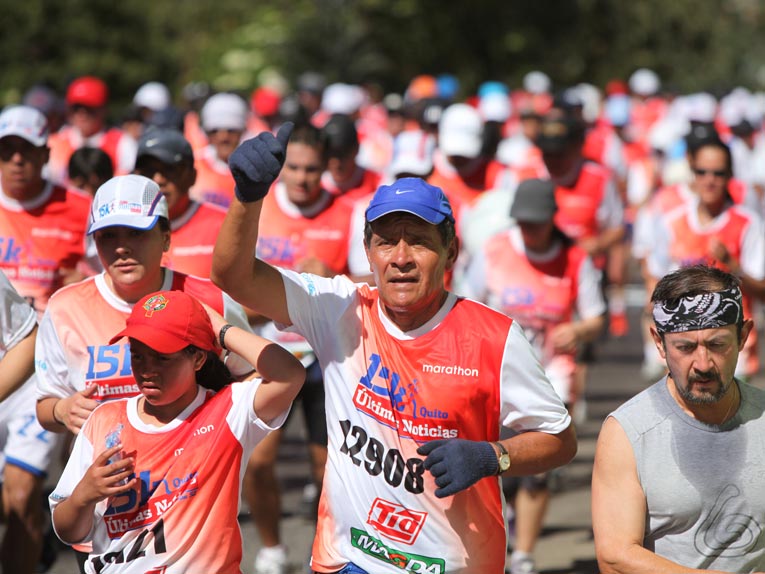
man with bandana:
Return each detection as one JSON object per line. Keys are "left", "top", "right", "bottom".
{"left": 592, "top": 264, "right": 765, "bottom": 573}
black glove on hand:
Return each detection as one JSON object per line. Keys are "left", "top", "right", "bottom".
{"left": 229, "top": 122, "right": 294, "bottom": 203}
{"left": 416, "top": 439, "right": 498, "bottom": 498}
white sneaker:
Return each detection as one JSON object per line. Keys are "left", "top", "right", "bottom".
{"left": 254, "top": 545, "right": 288, "bottom": 574}
{"left": 509, "top": 553, "right": 538, "bottom": 574}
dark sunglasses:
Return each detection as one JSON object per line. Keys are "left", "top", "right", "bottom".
{"left": 134, "top": 161, "right": 185, "bottom": 179}
{"left": 693, "top": 168, "right": 728, "bottom": 178}
{"left": 0, "top": 139, "right": 42, "bottom": 161}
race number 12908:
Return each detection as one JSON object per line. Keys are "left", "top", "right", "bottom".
{"left": 338, "top": 420, "right": 424, "bottom": 494}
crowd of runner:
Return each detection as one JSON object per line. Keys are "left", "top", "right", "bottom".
{"left": 1, "top": 66, "right": 764, "bottom": 573}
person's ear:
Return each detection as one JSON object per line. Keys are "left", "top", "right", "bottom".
{"left": 445, "top": 236, "right": 460, "bottom": 272}
{"left": 739, "top": 319, "right": 754, "bottom": 351}
{"left": 650, "top": 327, "right": 667, "bottom": 360}
{"left": 193, "top": 349, "right": 207, "bottom": 372}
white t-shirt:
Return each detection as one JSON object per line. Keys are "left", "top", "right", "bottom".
{"left": 278, "top": 269, "right": 570, "bottom": 573}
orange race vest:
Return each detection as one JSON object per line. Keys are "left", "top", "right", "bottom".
{"left": 428, "top": 158, "right": 504, "bottom": 224}
{"left": 554, "top": 161, "right": 613, "bottom": 242}
{"left": 0, "top": 183, "right": 90, "bottom": 315}
{"left": 257, "top": 189, "right": 354, "bottom": 275}
{"left": 163, "top": 202, "right": 227, "bottom": 279}
{"left": 312, "top": 285, "right": 511, "bottom": 573}
{"left": 48, "top": 126, "right": 124, "bottom": 184}
{"left": 483, "top": 231, "right": 586, "bottom": 395}
{"left": 42, "top": 271, "right": 230, "bottom": 402}
{"left": 189, "top": 149, "right": 236, "bottom": 208}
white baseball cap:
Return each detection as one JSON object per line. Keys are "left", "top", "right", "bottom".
{"left": 479, "top": 93, "right": 512, "bottom": 122}
{"left": 685, "top": 92, "right": 718, "bottom": 124}
{"left": 629, "top": 68, "right": 660, "bottom": 97}
{"left": 523, "top": 71, "right": 551, "bottom": 95}
{"left": 438, "top": 104, "right": 483, "bottom": 159}
{"left": 0, "top": 105, "right": 49, "bottom": 147}
{"left": 88, "top": 174, "right": 169, "bottom": 235}
{"left": 321, "top": 83, "right": 365, "bottom": 115}
{"left": 388, "top": 130, "right": 435, "bottom": 178}
{"left": 133, "top": 82, "right": 171, "bottom": 112}
{"left": 200, "top": 93, "right": 248, "bottom": 132}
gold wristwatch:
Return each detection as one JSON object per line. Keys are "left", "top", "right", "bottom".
{"left": 493, "top": 441, "right": 511, "bottom": 474}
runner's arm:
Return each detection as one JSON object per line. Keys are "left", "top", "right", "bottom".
{"left": 212, "top": 126, "right": 294, "bottom": 326}
{"left": 212, "top": 200, "right": 292, "bottom": 326}
{"left": 0, "top": 324, "right": 36, "bottom": 403}
{"left": 592, "top": 417, "right": 729, "bottom": 574}
{"left": 499, "top": 422, "right": 577, "bottom": 476}
{"left": 204, "top": 307, "right": 304, "bottom": 424}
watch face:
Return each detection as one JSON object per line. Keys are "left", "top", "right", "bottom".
{"left": 499, "top": 454, "right": 511, "bottom": 472}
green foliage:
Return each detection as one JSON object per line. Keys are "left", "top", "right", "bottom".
{"left": 1, "top": 0, "right": 764, "bottom": 109}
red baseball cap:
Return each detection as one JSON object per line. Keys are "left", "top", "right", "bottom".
{"left": 251, "top": 87, "right": 281, "bottom": 117}
{"left": 66, "top": 76, "right": 109, "bottom": 108}
{"left": 110, "top": 290, "right": 217, "bottom": 354}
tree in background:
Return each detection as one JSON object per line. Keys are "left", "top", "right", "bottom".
{"left": 2, "top": 0, "right": 765, "bottom": 109}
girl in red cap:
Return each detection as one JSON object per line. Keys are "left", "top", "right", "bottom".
{"left": 48, "top": 289, "right": 305, "bottom": 574}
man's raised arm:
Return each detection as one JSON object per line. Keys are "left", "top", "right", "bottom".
{"left": 211, "top": 123, "right": 294, "bottom": 325}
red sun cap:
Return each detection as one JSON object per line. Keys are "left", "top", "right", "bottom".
{"left": 110, "top": 290, "right": 217, "bottom": 354}
{"left": 251, "top": 87, "right": 281, "bottom": 117}
{"left": 66, "top": 76, "right": 109, "bottom": 108}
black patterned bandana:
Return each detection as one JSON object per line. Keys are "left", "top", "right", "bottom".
{"left": 652, "top": 288, "right": 742, "bottom": 334}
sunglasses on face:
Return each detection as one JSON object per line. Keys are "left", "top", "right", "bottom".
{"left": 0, "top": 139, "right": 42, "bottom": 161}
{"left": 134, "top": 161, "right": 185, "bottom": 180}
{"left": 693, "top": 168, "right": 728, "bottom": 179}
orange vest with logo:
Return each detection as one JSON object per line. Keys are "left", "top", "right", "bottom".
{"left": 257, "top": 192, "right": 354, "bottom": 275}
{"left": 190, "top": 152, "right": 236, "bottom": 208}
{"left": 554, "top": 161, "right": 613, "bottom": 242}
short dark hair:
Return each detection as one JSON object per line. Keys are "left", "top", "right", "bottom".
{"left": 651, "top": 264, "right": 743, "bottom": 338}
{"left": 323, "top": 114, "right": 359, "bottom": 158}
{"left": 68, "top": 147, "right": 114, "bottom": 183}
{"left": 651, "top": 264, "right": 740, "bottom": 303}
{"left": 363, "top": 217, "right": 456, "bottom": 249}
{"left": 288, "top": 122, "right": 328, "bottom": 161}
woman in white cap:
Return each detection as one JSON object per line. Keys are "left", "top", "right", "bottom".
{"left": 36, "top": 173, "right": 253, "bottom": 430}
{"left": 49, "top": 289, "right": 304, "bottom": 573}
{"left": 459, "top": 178, "right": 605, "bottom": 574}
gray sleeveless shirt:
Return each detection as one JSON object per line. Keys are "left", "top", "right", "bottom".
{"left": 611, "top": 378, "right": 765, "bottom": 571}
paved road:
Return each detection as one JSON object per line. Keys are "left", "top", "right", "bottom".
{"left": 37, "top": 299, "right": 764, "bottom": 574}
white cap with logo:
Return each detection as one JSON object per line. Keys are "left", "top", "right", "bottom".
{"left": 88, "top": 174, "right": 169, "bottom": 235}
{"left": 0, "top": 105, "right": 49, "bottom": 147}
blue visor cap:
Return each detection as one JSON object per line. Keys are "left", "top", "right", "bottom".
{"left": 365, "top": 177, "right": 454, "bottom": 225}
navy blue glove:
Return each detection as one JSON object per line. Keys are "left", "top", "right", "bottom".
{"left": 229, "top": 122, "right": 294, "bottom": 203}
{"left": 416, "top": 439, "right": 498, "bottom": 498}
